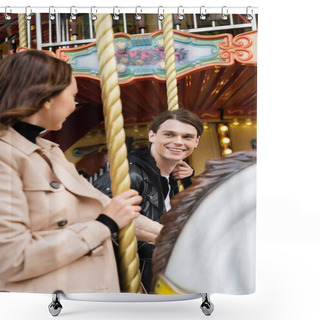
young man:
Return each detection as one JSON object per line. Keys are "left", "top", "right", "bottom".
{"left": 94, "top": 109, "right": 203, "bottom": 292}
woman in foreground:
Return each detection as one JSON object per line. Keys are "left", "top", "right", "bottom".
{"left": 0, "top": 50, "right": 160, "bottom": 293}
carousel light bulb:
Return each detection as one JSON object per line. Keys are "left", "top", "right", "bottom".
{"left": 220, "top": 125, "right": 228, "bottom": 132}
{"left": 133, "top": 126, "right": 139, "bottom": 133}
{"left": 224, "top": 148, "right": 232, "bottom": 155}
{"left": 245, "top": 118, "right": 252, "bottom": 126}
{"left": 222, "top": 137, "right": 230, "bottom": 144}
{"left": 203, "top": 122, "right": 209, "bottom": 130}
{"left": 232, "top": 119, "right": 239, "bottom": 126}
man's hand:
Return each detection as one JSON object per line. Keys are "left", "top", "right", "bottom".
{"left": 171, "top": 161, "right": 194, "bottom": 180}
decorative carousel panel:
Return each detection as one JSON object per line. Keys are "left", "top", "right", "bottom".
{"left": 56, "top": 30, "right": 257, "bottom": 82}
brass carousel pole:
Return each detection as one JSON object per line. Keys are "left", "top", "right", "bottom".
{"left": 162, "top": 14, "right": 179, "bottom": 111}
{"left": 162, "top": 14, "right": 184, "bottom": 191}
{"left": 95, "top": 14, "right": 142, "bottom": 293}
{"left": 18, "top": 14, "right": 27, "bottom": 48}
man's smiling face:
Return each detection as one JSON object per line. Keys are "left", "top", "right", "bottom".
{"left": 148, "top": 119, "right": 199, "bottom": 163}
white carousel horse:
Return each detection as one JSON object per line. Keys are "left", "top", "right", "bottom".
{"left": 152, "top": 151, "right": 256, "bottom": 300}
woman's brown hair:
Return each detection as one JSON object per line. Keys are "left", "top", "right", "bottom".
{"left": 149, "top": 109, "right": 203, "bottom": 137}
{"left": 0, "top": 50, "right": 72, "bottom": 130}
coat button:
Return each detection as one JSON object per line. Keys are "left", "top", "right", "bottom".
{"left": 50, "top": 181, "right": 60, "bottom": 189}
{"left": 57, "top": 219, "right": 68, "bottom": 227}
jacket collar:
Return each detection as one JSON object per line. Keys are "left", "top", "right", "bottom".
{"left": 128, "top": 147, "right": 160, "bottom": 174}
{"left": 0, "top": 127, "right": 59, "bottom": 155}
{"left": 128, "top": 147, "right": 179, "bottom": 187}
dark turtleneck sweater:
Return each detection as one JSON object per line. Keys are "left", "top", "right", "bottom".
{"left": 12, "top": 121, "right": 119, "bottom": 234}
{"left": 12, "top": 121, "right": 45, "bottom": 144}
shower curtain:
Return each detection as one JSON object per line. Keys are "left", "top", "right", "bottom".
{"left": 0, "top": 5, "right": 257, "bottom": 301}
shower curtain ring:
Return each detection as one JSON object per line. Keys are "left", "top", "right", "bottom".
{"left": 25, "top": 6, "right": 32, "bottom": 21}
{"left": 177, "top": 6, "right": 184, "bottom": 20}
{"left": 70, "top": 6, "right": 77, "bottom": 20}
{"left": 49, "top": 6, "right": 55, "bottom": 20}
{"left": 158, "top": 6, "right": 164, "bottom": 21}
{"left": 246, "top": 6, "right": 254, "bottom": 21}
{"left": 135, "top": 6, "right": 142, "bottom": 20}
{"left": 4, "top": 6, "right": 11, "bottom": 20}
{"left": 200, "top": 6, "right": 207, "bottom": 20}
{"left": 221, "top": 6, "right": 229, "bottom": 21}
{"left": 113, "top": 6, "right": 120, "bottom": 20}
{"left": 91, "top": 6, "right": 97, "bottom": 21}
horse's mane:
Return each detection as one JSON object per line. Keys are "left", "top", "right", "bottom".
{"left": 151, "top": 151, "right": 257, "bottom": 290}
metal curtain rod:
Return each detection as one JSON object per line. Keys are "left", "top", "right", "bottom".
{"left": 0, "top": 6, "right": 258, "bottom": 15}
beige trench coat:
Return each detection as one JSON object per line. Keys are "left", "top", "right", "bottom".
{"left": 0, "top": 128, "right": 161, "bottom": 294}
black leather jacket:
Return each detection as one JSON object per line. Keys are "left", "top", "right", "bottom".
{"left": 94, "top": 147, "right": 192, "bottom": 223}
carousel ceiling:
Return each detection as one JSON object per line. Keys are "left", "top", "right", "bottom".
{"left": 74, "top": 63, "right": 257, "bottom": 125}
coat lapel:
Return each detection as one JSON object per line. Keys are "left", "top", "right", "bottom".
{"left": 35, "top": 136, "right": 109, "bottom": 205}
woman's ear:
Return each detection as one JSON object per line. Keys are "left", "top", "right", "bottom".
{"left": 43, "top": 101, "right": 51, "bottom": 110}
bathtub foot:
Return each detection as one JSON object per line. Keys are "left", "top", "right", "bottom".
{"left": 200, "top": 293, "right": 214, "bottom": 316}
{"left": 48, "top": 291, "right": 63, "bottom": 317}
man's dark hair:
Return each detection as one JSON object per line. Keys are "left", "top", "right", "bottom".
{"left": 149, "top": 109, "right": 203, "bottom": 137}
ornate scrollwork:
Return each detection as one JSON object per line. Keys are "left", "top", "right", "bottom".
{"left": 219, "top": 34, "right": 254, "bottom": 63}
